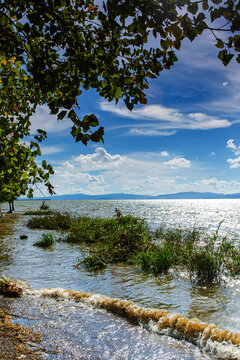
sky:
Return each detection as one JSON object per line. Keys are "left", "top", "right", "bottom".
{"left": 30, "top": 30, "right": 240, "bottom": 196}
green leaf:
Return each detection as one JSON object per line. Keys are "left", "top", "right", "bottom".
{"left": 58, "top": 110, "right": 67, "bottom": 120}
{"left": 115, "top": 87, "right": 121, "bottom": 99}
{"left": 218, "top": 50, "right": 234, "bottom": 66}
{"left": 161, "top": 39, "right": 169, "bottom": 51}
{"left": 216, "top": 39, "right": 224, "bottom": 49}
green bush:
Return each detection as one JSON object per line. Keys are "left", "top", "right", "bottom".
{"left": 33, "top": 233, "right": 55, "bottom": 248}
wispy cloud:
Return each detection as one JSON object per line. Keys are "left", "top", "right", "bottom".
{"left": 31, "top": 105, "right": 72, "bottom": 134}
{"left": 41, "top": 145, "right": 63, "bottom": 155}
{"left": 100, "top": 101, "right": 232, "bottom": 135}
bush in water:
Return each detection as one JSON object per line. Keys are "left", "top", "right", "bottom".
{"left": 33, "top": 232, "right": 55, "bottom": 248}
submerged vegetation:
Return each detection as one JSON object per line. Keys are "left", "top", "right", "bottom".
{"left": 33, "top": 233, "right": 55, "bottom": 248}
{"left": 25, "top": 210, "right": 240, "bottom": 284}
{"left": 26, "top": 211, "right": 71, "bottom": 230}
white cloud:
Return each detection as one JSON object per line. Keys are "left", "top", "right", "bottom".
{"left": 75, "top": 172, "right": 105, "bottom": 184}
{"left": 128, "top": 128, "right": 176, "bottom": 136}
{"left": 100, "top": 101, "right": 232, "bottom": 134}
{"left": 41, "top": 145, "right": 63, "bottom": 155}
{"left": 210, "top": 152, "right": 215, "bottom": 156}
{"left": 193, "top": 178, "right": 240, "bottom": 192}
{"left": 226, "top": 139, "right": 240, "bottom": 168}
{"left": 73, "top": 147, "right": 123, "bottom": 170}
{"left": 227, "top": 139, "right": 236, "bottom": 150}
{"left": 160, "top": 151, "right": 169, "bottom": 157}
{"left": 30, "top": 105, "right": 72, "bottom": 134}
{"left": 63, "top": 161, "right": 75, "bottom": 170}
{"left": 227, "top": 157, "right": 240, "bottom": 169}
{"left": 222, "top": 82, "right": 228, "bottom": 86}
{"left": 163, "top": 157, "right": 191, "bottom": 169}
{"left": 48, "top": 149, "right": 194, "bottom": 195}
{"left": 46, "top": 146, "right": 240, "bottom": 195}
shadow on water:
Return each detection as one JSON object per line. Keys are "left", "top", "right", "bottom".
{"left": 0, "top": 214, "right": 22, "bottom": 266}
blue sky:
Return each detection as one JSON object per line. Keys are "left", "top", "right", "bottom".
{"left": 30, "top": 31, "right": 240, "bottom": 196}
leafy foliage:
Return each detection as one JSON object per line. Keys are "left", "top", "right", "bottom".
{"left": 1, "top": 0, "right": 239, "bottom": 145}
{"left": 0, "top": 57, "right": 54, "bottom": 203}
{"left": 1, "top": 0, "right": 239, "bottom": 198}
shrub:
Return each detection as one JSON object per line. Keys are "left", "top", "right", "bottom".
{"left": 33, "top": 233, "right": 55, "bottom": 248}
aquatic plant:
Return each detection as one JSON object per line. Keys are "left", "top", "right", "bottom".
{"left": 70, "top": 215, "right": 151, "bottom": 269}
{"left": 82, "top": 252, "right": 107, "bottom": 271}
{"left": 136, "top": 246, "right": 172, "bottom": 274}
{"left": 27, "top": 211, "right": 72, "bottom": 230}
{"left": 33, "top": 233, "right": 55, "bottom": 248}
{"left": 40, "top": 200, "right": 50, "bottom": 210}
{"left": 24, "top": 210, "right": 55, "bottom": 216}
{"left": 26, "top": 209, "right": 240, "bottom": 283}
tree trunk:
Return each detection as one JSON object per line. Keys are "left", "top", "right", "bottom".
{"left": 8, "top": 202, "right": 12, "bottom": 213}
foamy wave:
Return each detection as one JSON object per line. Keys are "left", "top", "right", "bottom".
{"left": 23, "top": 286, "right": 240, "bottom": 360}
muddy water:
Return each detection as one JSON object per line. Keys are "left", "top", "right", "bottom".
{"left": 1, "top": 199, "right": 240, "bottom": 359}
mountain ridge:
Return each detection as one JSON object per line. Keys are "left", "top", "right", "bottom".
{"left": 21, "top": 191, "right": 240, "bottom": 200}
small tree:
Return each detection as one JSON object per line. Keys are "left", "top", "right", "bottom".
{"left": 0, "top": 57, "right": 54, "bottom": 209}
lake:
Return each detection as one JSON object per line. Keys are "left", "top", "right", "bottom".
{"left": 1, "top": 199, "right": 240, "bottom": 359}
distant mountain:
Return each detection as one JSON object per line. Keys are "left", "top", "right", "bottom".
{"left": 20, "top": 191, "right": 240, "bottom": 200}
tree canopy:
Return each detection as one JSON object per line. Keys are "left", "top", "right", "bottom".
{"left": 0, "top": 0, "right": 240, "bottom": 198}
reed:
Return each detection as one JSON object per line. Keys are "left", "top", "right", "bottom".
{"left": 26, "top": 211, "right": 72, "bottom": 230}
{"left": 33, "top": 232, "right": 55, "bottom": 248}
{"left": 26, "top": 210, "right": 240, "bottom": 284}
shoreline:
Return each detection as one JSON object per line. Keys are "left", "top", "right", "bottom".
{"left": 0, "top": 295, "right": 43, "bottom": 360}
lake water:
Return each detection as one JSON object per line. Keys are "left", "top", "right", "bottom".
{"left": 1, "top": 199, "right": 240, "bottom": 359}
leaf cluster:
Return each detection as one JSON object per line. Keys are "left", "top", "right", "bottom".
{"left": 1, "top": 0, "right": 239, "bottom": 149}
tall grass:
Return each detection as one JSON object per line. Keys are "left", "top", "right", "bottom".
{"left": 26, "top": 211, "right": 72, "bottom": 230}
{"left": 33, "top": 232, "right": 55, "bottom": 248}
{"left": 25, "top": 210, "right": 240, "bottom": 284}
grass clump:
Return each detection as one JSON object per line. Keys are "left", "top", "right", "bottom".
{"left": 69, "top": 214, "right": 151, "bottom": 269}
{"left": 137, "top": 245, "right": 172, "bottom": 275}
{"left": 26, "top": 211, "right": 72, "bottom": 230}
{"left": 24, "top": 209, "right": 55, "bottom": 216}
{"left": 33, "top": 233, "right": 55, "bottom": 248}
{"left": 25, "top": 208, "right": 240, "bottom": 285}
